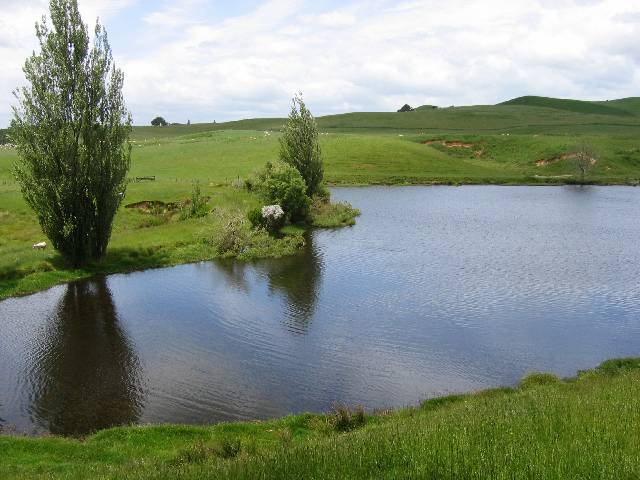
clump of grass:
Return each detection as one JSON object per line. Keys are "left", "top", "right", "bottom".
{"left": 596, "top": 357, "right": 640, "bottom": 375}
{"left": 168, "top": 437, "right": 241, "bottom": 466}
{"left": 309, "top": 199, "right": 360, "bottom": 228}
{"left": 215, "top": 437, "right": 242, "bottom": 459}
{"left": 169, "top": 442, "right": 214, "bottom": 466}
{"left": 420, "top": 393, "right": 466, "bottom": 412}
{"left": 327, "top": 404, "right": 366, "bottom": 432}
{"left": 519, "top": 372, "right": 561, "bottom": 389}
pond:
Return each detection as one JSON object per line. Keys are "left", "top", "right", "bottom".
{"left": 1, "top": 186, "right": 640, "bottom": 436}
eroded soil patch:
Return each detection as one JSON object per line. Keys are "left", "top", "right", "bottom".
{"left": 536, "top": 153, "right": 597, "bottom": 167}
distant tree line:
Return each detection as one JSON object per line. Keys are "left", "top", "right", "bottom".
{"left": 151, "top": 117, "right": 193, "bottom": 126}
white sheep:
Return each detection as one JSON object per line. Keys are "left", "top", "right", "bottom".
{"left": 32, "top": 242, "right": 47, "bottom": 250}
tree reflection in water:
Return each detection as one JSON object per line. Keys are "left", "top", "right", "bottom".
{"left": 261, "top": 233, "right": 323, "bottom": 335}
{"left": 215, "top": 233, "right": 323, "bottom": 335}
{"left": 26, "top": 278, "right": 143, "bottom": 436}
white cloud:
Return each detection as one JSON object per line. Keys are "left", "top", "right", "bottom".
{"left": 1, "top": 0, "right": 640, "bottom": 126}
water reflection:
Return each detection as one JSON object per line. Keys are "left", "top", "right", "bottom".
{"left": 260, "top": 234, "right": 323, "bottom": 334}
{"left": 215, "top": 234, "right": 323, "bottom": 334}
{"left": 2, "top": 187, "right": 640, "bottom": 436}
{"left": 215, "top": 260, "right": 251, "bottom": 294}
{"left": 25, "top": 279, "right": 143, "bottom": 436}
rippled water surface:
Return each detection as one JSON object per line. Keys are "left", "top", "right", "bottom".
{"left": 2, "top": 186, "right": 640, "bottom": 436}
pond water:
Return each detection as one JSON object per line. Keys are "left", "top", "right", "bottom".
{"left": 2, "top": 186, "right": 640, "bottom": 436}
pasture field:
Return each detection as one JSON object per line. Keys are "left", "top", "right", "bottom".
{"left": 2, "top": 358, "right": 640, "bottom": 479}
{"left": 2, "top": 97, "right": 640, "bottom": 299}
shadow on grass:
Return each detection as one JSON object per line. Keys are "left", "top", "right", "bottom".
{"left": 0, "top": 246, "right": 173, "bottom": 299}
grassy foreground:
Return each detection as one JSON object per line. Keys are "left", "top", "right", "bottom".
{"left": 2, "top": 358, "right": 640, "bottom": 479}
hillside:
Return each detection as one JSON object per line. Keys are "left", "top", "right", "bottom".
{"left": 131, "top": 96, "right": 640, "bottom": 140}
{"left": 500, "top": 95, "right": 636, "bottom": 117}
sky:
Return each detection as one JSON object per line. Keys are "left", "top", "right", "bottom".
{"left": 1, "top": 0, "right": 639, "bottom": 127}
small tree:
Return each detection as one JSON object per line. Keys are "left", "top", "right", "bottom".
{"left": 11, "top": 0, "right": 131, "bottom": 267}
{"left": 574, "top": 142, "right": 598, "bottom": 183}
{"left": 397, "top": 104, "right": 414, "bottom": 112}
{"left": 279, "top": 93, "right": 324, "bottom": 197}
{"left": 151, "top": 116, "right": 167, "bottom": 127}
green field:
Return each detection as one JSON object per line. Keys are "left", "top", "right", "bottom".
{"left": 2, "top": 358, "right": 640, "bottom": 479}
{"left": 1, "top": 96, "right": 640, "bottom": 299}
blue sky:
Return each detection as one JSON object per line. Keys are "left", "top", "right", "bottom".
{"left": 1, "top": 0, "right": 639, "bottom": 127}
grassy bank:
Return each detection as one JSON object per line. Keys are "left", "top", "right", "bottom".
{"left": 0, "top": 132, "right": 361, "bottom": 300}
{"left": 2, "top": 358, "right": 640, "bottom": 479}
{"left": 2, "top": 97, "right": 640, "bottom": 299}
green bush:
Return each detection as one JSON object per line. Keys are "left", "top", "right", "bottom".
{"left": 254, "top": 162, "right": 310, "bottom": 222}
{"left": 180, "top": 180, "right": 209, "bottom": 220}
{"left": 247, "top": 207, "right": 263, "bottom": 229}
{"left": 247, "top": 206, "right": 286, "bottom": 233}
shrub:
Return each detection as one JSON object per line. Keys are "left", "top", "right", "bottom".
{"left": 314, "top": 184, "right": 332, "bottom": 203}
{"left": 210, "top": 213, "right": 250, "bottom": 256}
{"left": 248, "top": 205, "right": 286, "bottom": 233}
{"left": 247, "top": 207, "right": 263, "bottom": 229}
{"left": 254, "top": 162, "right": 310, "bottom": 222}
{"left": 180, "top": 180, "right": 208, "bottom": 220}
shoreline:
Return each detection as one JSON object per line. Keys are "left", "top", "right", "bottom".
{"left": 2, "top": 357, "right": 639, "bottom": 478}
{"left": 2, "top": 181, "right": 639, "bottom": 301}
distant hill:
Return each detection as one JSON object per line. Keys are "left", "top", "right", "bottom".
{"left": 130, "top": 95, "right": 640, "bottom": 139}
{"left": 500, "top": 96, "right": 635, "bottom": 117}
{"left": 414, "top": 105, "right": 439, "bottom": 111}
{"left": 595, "top": 97, "right": 640, "bottom": 116}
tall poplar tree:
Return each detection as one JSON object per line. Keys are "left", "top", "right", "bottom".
{"left": 279, "top": 93, "right": 324, "bottom": 197}
{"left": 12, "top": 0, "right": 131, "bottom": 267}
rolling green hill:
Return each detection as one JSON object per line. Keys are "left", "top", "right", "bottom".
{"left": 130, "top": 96, "right": 640, "bottom": 140}
{"left": 500, "top": 95, "right": 635, "bottom": 117}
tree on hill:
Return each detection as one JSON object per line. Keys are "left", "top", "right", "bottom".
{"left": 11, "top": 0, "right": 131, "bottom": 267}
{"left": 397, "top": 104, "right": 414, "bottom": 112}
{"left": 151, "top": 116, "right": 167, "bottom": 127}
{"left": 279, "top": 93, "right": 324, "bottom": 197}
{"left": 574, "top": 142, "right": 598, "bottom": 183}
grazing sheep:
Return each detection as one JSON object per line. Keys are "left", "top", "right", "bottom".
{"left": 32, "top": 242, "right": 47, "bottom": 250}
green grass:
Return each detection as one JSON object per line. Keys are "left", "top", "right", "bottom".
{"left": 2, "top": 96, "right": 640, "bottom": 299}
{"left": 500, "top": 95, "right": 637, "bottom": 117}
{"left": 2, "top": 358, "right": 640, "bottom": 479}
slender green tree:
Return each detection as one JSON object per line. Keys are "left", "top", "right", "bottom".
{"left": 279, "top": 93, "right": 324, "bottom": 196}
{"left": 11, "top": 0, "right": 131, "bottom": 267}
